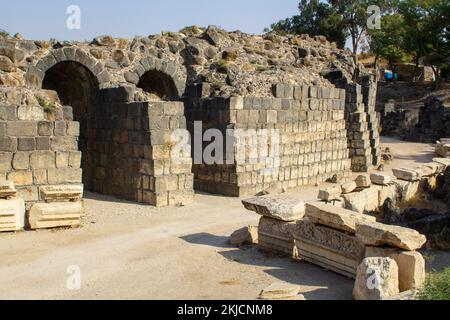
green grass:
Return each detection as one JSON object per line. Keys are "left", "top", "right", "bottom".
{"left": 37, "top": 97, "right": 57, "bottom": 114}
{"left": 416, "top": 267, "right": 450, "bottom": 300}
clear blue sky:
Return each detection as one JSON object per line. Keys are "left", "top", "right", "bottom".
{"left": 0, "top": 0, "right": 299, "bottom": 41}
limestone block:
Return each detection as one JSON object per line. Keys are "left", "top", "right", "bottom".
{"left": 356, "top": 221, "right": 427, "bottom": 251}
{"left": 294, "top": 219, "right": 365, "bottom": 278}
{"left": 28, "top": 202, "right": 83, "bottom": 230}
{"left": 432, "top": 157, "right": 450, "bottom": 169}
{"left": 259, "top": 282, "right": 304, "bottom": 300}
{"left": 317, "top": 186, "right": 341, "bottom": 201}
{"left": 0, "top": 180, "right": 17, "bottom": 199}
{"left": 394, "top": 180, "right": 420, "bottom": 202}
{"left": 365, "top": 247, "right": 425, "bottom": 292}
{"left": 305, "top": 202, "right": 376, "bottom": 233}
{"left": 242, "top": 196, "right": 305, "bottom": 222}
{"left": 39, "top": 184, "right": 83, "bottom": 202}
{"left": 370, "top": 173, "right": 392, "bottom": 185}
{"left": 353, "top": 257, "right": 399, "bottom": 300}
{"left": 436, "top": 142, "right": 450, "bottom": 158}
{"left": 392, "top": 168, "right": 421, "bottom": 182}
{"left": 229, "top": 226, "right": 258, "bottom": 246}
{"left": 355, "top": 174, "right": 371, "bottom": 188}
{"left": 258, "top": 217, "right": 296, "bottom": 256}
{"left": 0, "top": 199, "right": 25, "bottom": 232}
{"left": 341, "top": 181, "right": 357, "bottom": 194}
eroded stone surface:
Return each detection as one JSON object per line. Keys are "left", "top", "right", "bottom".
{"left": 356, "top": 221, "right": 427, "bottom": 251}
{"left": 305, "top": 202, "right": 376, "bottom": 234}
{"left": 353, "top": 257, "right": 399, "bottom": 300}
{"left": 259, "top": 282, "right": 304, "bottom": 300}
{"left": 39, "top": 184, "right": 83, "bottom": 202}
{"left": 242, "top": 197, "right": 305, "bottom": 222}
{"left": 0, "top": 198, "right": 25, "bottom": 232}
{"left": 28, "top": 202, "right": 83, "bottom": 230}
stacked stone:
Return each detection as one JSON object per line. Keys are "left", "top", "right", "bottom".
{"left": 242, "top": 196, "right": 305, "bottom": 256}
{"left": 187, "top": 83, "right": 352, "bottom": 197}
{"left": 85, "top": 98, "right": 194, "bottom": 207}
{"left": 361, "top": 75, "right": 381, "bottom": 166}
{"left": 28, "top": 185, "right": 83, "bottom": 229}
{"left": 0, "top": 104, "right": 82, "bottom": 205}
{"left": 0, "top": 180, "right": 25, "bottom": 232}
{"left": 345, "top": 84, "right": 373, "bottom": 172}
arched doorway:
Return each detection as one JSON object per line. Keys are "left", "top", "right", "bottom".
{"left": 42, "top": 61, "right": 100, "bottom": 190}
{"left": 137, "top": 70, "right": 179, "bottom": 101}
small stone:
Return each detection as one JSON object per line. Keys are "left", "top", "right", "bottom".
{"left": 341, "top": 181, "right": 357, "bottom": 194}
{"left": 355, "top": 175, "right": 371, "bottom": 188}
{"left": 318, "top": 186, "right": 341, "bottom": 201}
{"left": 259, "top": 282, "right": 303, "bottom": 300}
{"left": 353, "top": 257, "right": 399, "bottom": 300}
{"left": 229, "top": 226, "right": 258, "bottom": 246}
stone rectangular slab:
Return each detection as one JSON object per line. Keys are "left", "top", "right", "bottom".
{"left": 294, "top": 219, "right": 365, "bottom": 278}
{"left": 28, "top": 202, "right": 83, "bottom": 230}
{"left": 305, "top": 202, "right": 376, "bottom": 234}
{"left": 0, "top": 180, "right": 16, "bottom": 199}
{"left": 365, "top": 247, "right": 425, "bottom": 292}
{"left": 341, "top": 181, "right": 357, "bottom": 194}
{"left": 0, "top": 199, "right": 25, "bottom": 232}
{"left": 370, "top": 173, "right": 393, "bottom": 185}
{"left": 39, "top": 184, "right": 84, "bottom": 202}
{"left": 242, "top": 197, "right": 305, "bottom": 222}
{"left": 433, "top": 158, "right": 450, "bottom": 169}
{"left": 356, "top": 221, "right": 427, "bottom": 251}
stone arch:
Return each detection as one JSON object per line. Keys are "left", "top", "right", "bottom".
{"left": 24, "top": 48, "right": 110, "bottom": 89}
{"left": 40, "top": 59, "right": 102, "bottom": 192}
{"left": 124, "top": 57, "right": 186, "bottom": 99}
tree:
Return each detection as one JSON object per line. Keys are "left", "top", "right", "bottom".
{"left": 269, "top": 0, "right": 348, "bottom": 48}
{"left": 398, "top": 0, "right": 450, "bottom": 83}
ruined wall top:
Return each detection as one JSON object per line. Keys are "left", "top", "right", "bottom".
{"left": 0, "top": 26, "right": 361, "bottom": 100}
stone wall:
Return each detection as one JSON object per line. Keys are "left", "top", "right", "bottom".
{"left": 0, "top": 94, "right": 82, "bottom": 208}
{"left": 186, "top": 83, "right": 352, "bottom": 197}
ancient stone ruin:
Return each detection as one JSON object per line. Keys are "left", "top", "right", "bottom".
{"left": 0, "top": 27, "right": 380, "bottom": 231}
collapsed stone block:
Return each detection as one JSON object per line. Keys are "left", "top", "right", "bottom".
{"left": 435, "top": 141, "right": 450, "bottom": 158}
{"left": 365, "top": 247, "right": 425, "bottom": 292}
{"left": 305, "top": 202, "right": 376, "bottom": 234}
{"left": 242, "top": 196, "right": 305, "bottom": 222}
{"left": 229, "top": 226, "right": 258, "bottom": 246}
{"left": 392, "top": 168, "right": 421, "bottom": 182}
{"left": 356, "top": 221, "right": 427, "bottom": 251}
{"left": 0, "top": 198, "right": 25, "bottom": 232}
{"left": 259, "top": 282, "right": 304, "bottom": 300}
{"left": 353, "top": 257, "right": 399, "bottom": 300}
{"left": 258, "top": 217, "right": 296, "bottom": 256}
{"left": 355, "top": 174, "right": 371, "bottom": 188}
{"left": 28, "top": 202, "right": 83, "bottom": 230}
{"left": 370, "top": 173, "right": 392, "bottom": 185}
{"left": 39, "top": 184, "right": 83, "bottom": 202}
{"left": 0, "top": 180, "right": 17, "bottom": 199}
{"left": 341, "top": 181, "right": 357, "bottom": 194}
{"left": 317, "top": 186, "right": 341, "bottom": 202}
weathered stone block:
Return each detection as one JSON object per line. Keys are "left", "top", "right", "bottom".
{"left": 258, "top": 217, "right": 296, "bottom": 256}
{"left": 30, "top": 151, "right": 55, "bottom": 169}
{"left": 7, "top": 170, "right": 33, "bottom": 186}
{"left": 370, "top": 173, "right": 392, "bottom": 185}
{"left": 6, "top": 121, "right": 37, "bottom": 136}
{"left": 47, "top": 168, "right": 82, "bottom": 184}
{"left": 28, "top": 202, "right": 83, "bottom": 229}
{"left": 356, "top": 221, "right": 427, "bottom": 251}
{"left": 305, "top": 202, "right": 376, "bottom": 234}
{"left": 318, "top": 186, "right": 341, "bottom": 201}
{"left": 0, "top": 152, "right": 13, "bottom": 171}
{"left": 40, "top": 184, "right": 83, "bottom": 202}
{"left": 242, "top": 196, "right": 305, "bottom": 222}
{"left": 353, "top": 257, "right": 399, "bottom": 300}
{"left": 12, "top": 152, "right": 29, "bottom": 170}
{"left": 18, "top": 137, "right": 36, "bottom": 151}
{"left": 0, "top": 199, "right": 25, "bottom": 232}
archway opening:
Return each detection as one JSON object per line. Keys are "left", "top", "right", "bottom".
{"left": 42, "top": 61, "right": 100, "bottom": 191}
{"left": 137, "top": 69, "right": 178, "bottom": 100}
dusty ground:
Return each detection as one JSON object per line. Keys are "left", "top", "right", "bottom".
{"left": 0, "top": 137, "right": 448, "bottom": 300}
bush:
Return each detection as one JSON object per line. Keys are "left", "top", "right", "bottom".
{"left": 416, "top": 267, "right": 450, "bottom": 300}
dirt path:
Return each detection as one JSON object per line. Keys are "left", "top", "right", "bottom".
{"left": 0, "top": 138, "right": 447, "bottom": 300}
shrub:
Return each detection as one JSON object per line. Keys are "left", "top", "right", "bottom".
{"left": 416, "top": 267, "right": 450, "bottom": 300}
{"left": 0, "top": 29, "right": 9, "bottom": 38}
{"left": 37, "top": 97, "right": 57, "bottom": 114}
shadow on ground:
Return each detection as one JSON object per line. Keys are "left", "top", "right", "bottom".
{"left": 181, "top": 232, "right": 354, "bottom": 300}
